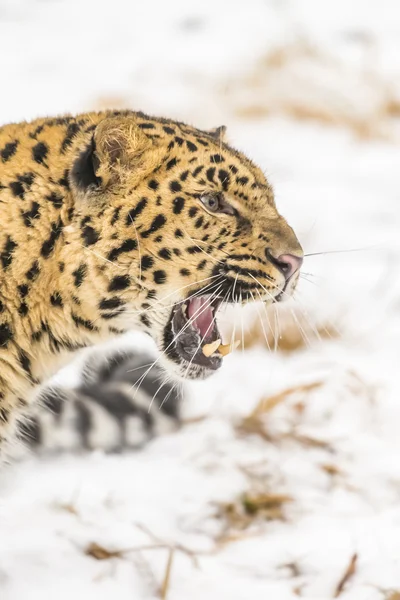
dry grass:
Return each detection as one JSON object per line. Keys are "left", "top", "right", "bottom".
{"left": 238, "top": 308, "right": 337, "bottom": 354}
{"left": 215, "top": 491, "right": 293, "bottom": 542}
{"left": 334, "top": 553, "right": 358, "bottom": 597}
{"left": 221, "top": 39, "right": 400, "bottom": 139}
{"left": 237, "top": 380, "right": 325, "bottom": 445}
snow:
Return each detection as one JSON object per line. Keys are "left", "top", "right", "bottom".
{"left": 2, "top": 0, "right": 400, "bottom": 598}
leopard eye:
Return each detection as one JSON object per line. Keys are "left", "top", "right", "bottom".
{"left": 201, "top": 193, "right": 221, "bottom": 213}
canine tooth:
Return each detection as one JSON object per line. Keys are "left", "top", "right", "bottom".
{"left": 218, "top": 339, "right": 240, "bottom": 356}
{"left": 202, "top": 339, "right": 221, "bottom": 357}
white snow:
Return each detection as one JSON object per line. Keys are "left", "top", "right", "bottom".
{"left": 1, "top": 0, "right": 400, "bottom": 598}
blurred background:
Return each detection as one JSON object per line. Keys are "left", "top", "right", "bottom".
{"left": 2, "top": 0, "right": 400, "bottom": 598}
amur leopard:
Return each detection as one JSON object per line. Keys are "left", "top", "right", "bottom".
{"left": 0, "top": 110, "right": 303, "bottom": 456}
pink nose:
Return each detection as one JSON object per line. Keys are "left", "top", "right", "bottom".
{"left": 275, "top": 254, "right": 303, "bottom": 280}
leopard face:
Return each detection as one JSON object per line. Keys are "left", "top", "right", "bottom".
{"left": 68, "top": 112, "right": 303, "bottom": 380}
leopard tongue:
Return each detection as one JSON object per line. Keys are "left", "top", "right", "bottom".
{"left": 187, "top": 297, "right": 215, "bottom": 340}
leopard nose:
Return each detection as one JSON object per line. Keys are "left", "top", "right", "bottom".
{"left": 275, "top": 253, "right": 303, "bottom": 280}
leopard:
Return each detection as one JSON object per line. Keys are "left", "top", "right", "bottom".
{"left": 0, "top": 109, "right": 303, "bottom": 456}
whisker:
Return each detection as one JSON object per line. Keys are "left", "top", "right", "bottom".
{"left": 131, "top": 284, "right": 224, "bottom": 400}
{"left": 304, "top": 245, "right": 379, "bottom": 258}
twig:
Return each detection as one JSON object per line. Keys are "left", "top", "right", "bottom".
{"left": 160, "top": 548, "right": 175, "bottom": 600}
{"left": 334, "top": 553, "right": 358, "bottom": 597}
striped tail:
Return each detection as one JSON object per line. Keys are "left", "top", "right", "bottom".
{"left": 18, "top": 349, "right": 182, "bottom": 453}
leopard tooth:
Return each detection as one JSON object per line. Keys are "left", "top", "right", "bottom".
{"left": 202, "top": 339, "right": 221, "bottom": 357}
{"left": 218, "top": 339, "right": 241, "bottom": 356}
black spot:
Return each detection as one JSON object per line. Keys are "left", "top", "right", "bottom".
{"left": 80, "top": 215, "right": 91, "bottom": 227}
{"left": 46, "top": 191, "right": 64, "bottom": 208}
{"left": 0, "top": 323, "right": 12, "bottom": 346}
{"left": 19, "top": 172, "right": 35, "bottom": 186}
{"left": 166, "top": 157, "right": 178, "bottom": 171}
{"left": 218, "top": 169, "right": 230, "bottom": 191}
{"left": 158, "top": 248, "right": 171, "bottom": 260}
{"left": 138, "top": 122, "right": 155, "bottom": 129}
{"left": 148, "top": 179, "right": 159, "bottom": 190}
{"left": 192, "top": 166, "right": 204, "bottom": 177}
{"left": 32, "top": 330, "right": 43, "bottom": 342}
{"left": 99, "top": 297, "right": 124, "bottom": 310}
{"left": 140, "top": 214, "right": 166, "bottom": 238}
{"left": 26, "top": 261, "right": 40, "bottom": 281}
{"left": 126, "top": 197, "right": 148, "bottom": 225}
{"left": 195, "top": 216, "right": 204, "bottom": 228}
{"left": 32, "top": 141, "right": 49, "bottom": 165}
{"left": 61, "top": 122, "right": 81, "bottom": 152}
{"left": 41, "top": 220, "right": 62, "bottom": 258}
{"left": 58, "top": 170, "right": 70, "bottom": 189}
{"left": 211, "top": 154, "right": 224, "bottom": 163}
{"left": 17, "top": 284, "right": 29, "bottom": 298}
{"left": 163, "top": 126, "right": 175, "bottom": 135}
{"left": 0, "top": 300, "right": 4, "bottom": 313}
{"left": 173, "top": 196, "right": 185, "bottom": 214}
{"left": 9, "top": 181, "right": 25, "bottom": 199}
{"left": 107, "top": 239, "right": 137, "bottom": 262}
{"left": 108, "top": 274, "right": 131, "bottom": 291}
{"left": 18, "top": 350, "right": 33, "bottom": 379}
{"left": 50, "top": 292, "right": 63, "bottom": 307}
{"left": 174, "top": 136, "right": 184, "bottom": 147}
{"left": 206, "top": 167, "right": 216, "bottom": 182}
{"left": 140, "top": 255, "right": 154, "bottom": 270}
{"left": 1, "top": 236, "right": 17, "bottom": 269}
{"left": 72, "top": 313, "right": 98, "bottom": 331}
{"left": 186, "top": 141, "right": 197, "bottom": 152}
{"left": 175, "top": 228, "right": 183, "bottom": 238}
{"left": 58, "top": 261, "right": 65, "bottom": 273}
{"left": 173, "top": 248, "right": 181, "bottom": 256}
{"left": 153, "top": 270, "right": 167, "bottom": 284}
{"left": 82, "top": 225, "right": 99, "bottom": 246}
{"left": 189, "top": 206, "right": 198, "bottom": 218}
{"left": 169, "top": 180, "right": 182, "bottom": 192}
{"left": 140, "top": 314, "right": 151, "bottom": 328}
{"left": 111, "top": 207, "right": 121, "bottom": 225}
{"left": 18, "top": 303, "right": 28, "bottom": 316}
{"left": 21, "top": 202, "right": 40, "bottom": 227}
{"left": 198, "top": 259, "right": 207, "bottom": 270}
{"left": 180, "top": 268, "right": 190, "bottom": 276}
{"left": 237, "top": 176, "right": 249, "bottom": 185}
{"left": 72, "top": 264, "right": 87, "bottom": 287}
{"left": 187, "top": 246, "right": 202, "bottom": 254}
{"left": 1, "top": 141, "right": 18, "bottom": 162}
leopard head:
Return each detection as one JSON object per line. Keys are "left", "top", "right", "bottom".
{"left": 69, "top": 112, "right": 303, "bottom": 380}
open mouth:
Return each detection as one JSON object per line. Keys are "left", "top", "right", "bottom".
{"left": 165, "top": 293, "right": 238, "bottom": 372}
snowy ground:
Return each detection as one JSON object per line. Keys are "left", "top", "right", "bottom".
{"left": 2, "top": 1, "right": 400, "bottom": 598}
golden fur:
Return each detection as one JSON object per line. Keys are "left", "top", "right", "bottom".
{"left": 0, "top": 110, "right": 302, "bottom": 453}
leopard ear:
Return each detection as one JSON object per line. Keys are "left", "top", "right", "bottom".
{"left": 208, "top": 125, "right": 227, "bottom": 141}
{"left": 71, "top": 117, "right": 159, "bottom": 199}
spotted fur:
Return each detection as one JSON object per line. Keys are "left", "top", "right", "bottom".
{"left": 0, "top": 110, "right": 302, "bottom": 456}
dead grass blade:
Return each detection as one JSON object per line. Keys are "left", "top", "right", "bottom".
{"left": 160, "top": 548, "right": 175, "bottom": 600}
{"left": 221, "top": 40, "right": 400, "bottom": 140}
{"left": 334, "top": 553, "right": 358, "bottom": 597}
{"left": 238, "top": 381, "right": 324, "bottom": 442}
{"left": 215, "top": 491, "right": 292, "bottom": 542}
{"left": 240, "top": 309, "right": 337, "bottom": 354}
